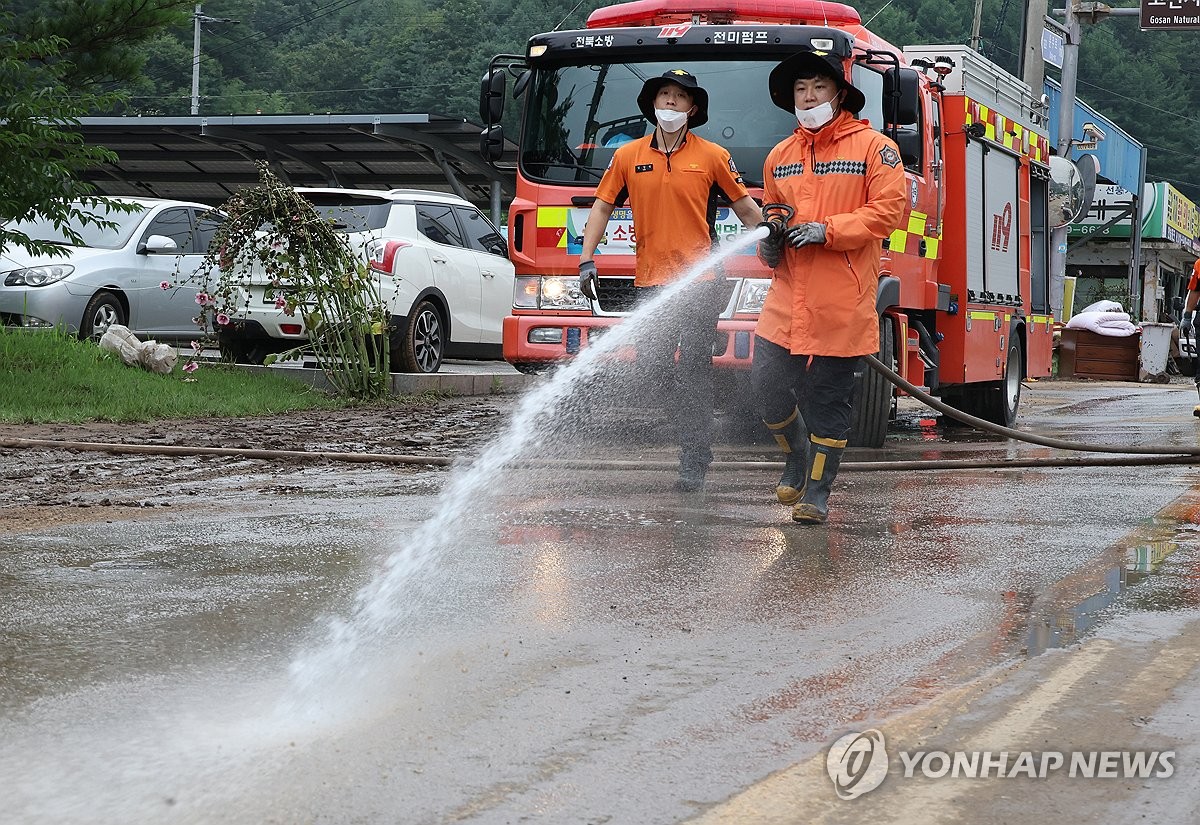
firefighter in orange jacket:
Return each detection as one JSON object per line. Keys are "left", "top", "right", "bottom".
{"left": 754, "top": 50, "right": 907, "bottom": 524}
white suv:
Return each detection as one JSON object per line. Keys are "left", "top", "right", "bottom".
{"left": 217, "top": 188, "right": 514, "bottom": 372}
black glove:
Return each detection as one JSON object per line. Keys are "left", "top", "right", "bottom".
{"left": 783, "top": 222, "right": 828, "bottom": 249}
{"left": 1182, "top": 311, "right": 1194, "bottom": 337}
{"left": 578, "top": 260, "right": 598, "bottom": 301}
{"left": 757, "top": 240, "right": 781, "bottom": 269}
{"left": 756, "top": 221, "right": 784, "bottom": 269}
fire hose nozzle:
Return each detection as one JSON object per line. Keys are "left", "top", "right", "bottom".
{"left": 759, "top": 203, "right": 795, "bottom": 243}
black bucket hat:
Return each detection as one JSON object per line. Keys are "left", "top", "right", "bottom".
{"left": 637, "top": 69, "right": 709, "bottom": 128}
{"left": 768, "top": 51, "right": 865, "bottom": 116}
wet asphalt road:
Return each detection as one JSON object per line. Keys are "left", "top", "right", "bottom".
{"left": 2, "top": 379, "right": 1200, "bottom": 824}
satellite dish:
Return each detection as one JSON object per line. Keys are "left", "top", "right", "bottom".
{"left": 1048, "top": 155, "right": 1085, "bottom": 228}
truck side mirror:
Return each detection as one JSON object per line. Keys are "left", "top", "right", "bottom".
{"left": 513, "top": 70, "right": 531, "bottom": 100}
{"left": 480, "top": 125, "right": 505, "bottom": 162}
{"left": 479, "top": 69, "right": 506, "bottom": 125}
{"left": 883, "top": 68, "right": 921, "bottom": 125}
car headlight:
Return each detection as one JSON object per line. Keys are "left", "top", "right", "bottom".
{"left": 513, "top": 275, "right": 590, "bottom": 310}
{"left": 735, "top": 278, "right": 772, "bottom": 313}
{"left": 3, "top": 264, "right": 75, "bottom": 286}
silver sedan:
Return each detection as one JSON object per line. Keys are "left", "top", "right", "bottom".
{"left": 0, "top": 198, "right": 222, "bottom": 341}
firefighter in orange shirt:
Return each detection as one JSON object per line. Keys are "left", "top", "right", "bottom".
{"left": 578, "top": 69, "right": 764, "bottom": 492}
{"left": 1180, "top": 258, "right": 1200, "bottom": 416}
{"left": 754, "top": 51, "right": 907, "bottom": 524}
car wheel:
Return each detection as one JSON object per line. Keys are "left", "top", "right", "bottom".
{"left": 218, "top": 338, "right": 267, "bottom": 365}
{"left": 80, "top": 290, "right": 126, "bottom": 341}
{"left": 397, "top": 300, "right": 444, "bottom": 373}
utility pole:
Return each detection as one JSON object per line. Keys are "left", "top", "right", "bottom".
{"left": 191, "top": 4, "right": 202, "bottom": 115}
{"left": 1048, "top": 3, "right": 1145, "bottom": 320}
{"left": 969, "top": 0, "right": 985, "bottom": 51}
{"left": 1021, "top": 0, "right": 1049, "bottom": 89}
{"left": 1048, "top": 1, "right": 1080, "bottom": 322}
{"left": 190, "top": 4, "right": 237, "bottom": 116}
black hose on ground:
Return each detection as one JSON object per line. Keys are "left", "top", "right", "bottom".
{"left": 1, "top": 355, "right": 1198, "bottom": 474}
{"left": 863, "top": 353, "right": 1200, "bottom": 456}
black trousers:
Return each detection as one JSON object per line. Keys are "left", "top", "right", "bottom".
{"left": 634, "top": 281, "right": 723, "bottom": 470}
{"left": 751, "top": 335, "right": 860, "bottom": 442}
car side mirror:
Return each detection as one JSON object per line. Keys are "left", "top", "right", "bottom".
{"left": 138, "top": 234, "right": 179, "bottom": 254}
{"left": 480, "top": 125, "right": 505, "bottom": 162}
{"left": 486, "top": 238, "right": 508, "bottom": 258}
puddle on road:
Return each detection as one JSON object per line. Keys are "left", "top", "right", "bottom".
{"left": 1016, "top": 486, "right": 1200, "bottom": 657}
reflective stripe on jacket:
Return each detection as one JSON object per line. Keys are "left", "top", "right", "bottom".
{"left": 757, "top": 112, "right": 907, "bottom": 356}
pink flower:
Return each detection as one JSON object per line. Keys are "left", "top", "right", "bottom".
{"left": 195, "top": 292, "right": 210, "bottom": 306}
{"left": 183, "top": 361, "right": 199, "bottom": 373}
{"left": 274, "top": 296, "right": 287, "bottom": 309}
{"left": 190, "top": 340, "right": 201, "bottom": 353}
{"left": 159, "top": 280, "right": 171, "bottom": 290}
{"left": 216, "top": 313, "right": 230, "bottom": 326}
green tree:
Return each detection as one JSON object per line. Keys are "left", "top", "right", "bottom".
{"left": 0, "top": 1, "right": 194, "bottom": 254}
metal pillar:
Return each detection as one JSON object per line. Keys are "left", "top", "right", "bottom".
{"left": 190, "top": 4, "right": 202, "bottom": 116}
{"left": 490, "top": 181, "right": 502, "bottom": 228}
{"left": 1049, "top": 2, "right": 1080, "bottom": 321}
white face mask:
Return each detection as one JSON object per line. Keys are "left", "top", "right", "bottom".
{"left": 795, "top": 101, "right": 835, "bottom": 130}
{"left": 655, "top": 107, "right": 689, "bottom": 133}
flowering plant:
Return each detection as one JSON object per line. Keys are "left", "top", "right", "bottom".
{"left": 186, "top": 162, "right": 391, "bottom": 399}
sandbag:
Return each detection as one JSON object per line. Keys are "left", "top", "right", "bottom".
{"left": 98, "top": 324, "right": 180, "bottom": 374}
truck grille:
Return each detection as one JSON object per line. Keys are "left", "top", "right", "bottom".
{"left": 597, "top": 279, "right": 637, "bottom": 313}
{"left": 597, "top": 278, "right": 737, "bottom": 314}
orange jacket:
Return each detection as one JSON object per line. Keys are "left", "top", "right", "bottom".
{"left": 757, "top": 112, "right": 907, "bottom": 356}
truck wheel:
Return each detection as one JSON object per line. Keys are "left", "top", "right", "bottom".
{"left": 80, "top": 290, "right": 126, "bottom": 341}
{"left": 849, "top": 316, "right": 895, "bottom": 448}
{"left": 974, "top": 337, "right": 1023, "bottom": 427}
{"left": 397, "top": 300, "right": 444, "bottom": 373}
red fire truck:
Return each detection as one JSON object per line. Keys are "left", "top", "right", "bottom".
{"left": 480, "top": 0, "right": 1057, "bottom": 446}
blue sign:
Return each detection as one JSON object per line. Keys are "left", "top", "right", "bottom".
{"left": 1042, "top": 28, "right": 1064, "bottom": 70}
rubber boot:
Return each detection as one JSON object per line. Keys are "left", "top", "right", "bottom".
{"left": 765, "top": 408, "right": 808, "bottom": 505}
{"left": 792, "top": 436, "right": 847, "bottom": 524}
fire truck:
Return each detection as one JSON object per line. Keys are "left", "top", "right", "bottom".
{"left": 479, "top": 0, "right": 1058, "bottom": 446}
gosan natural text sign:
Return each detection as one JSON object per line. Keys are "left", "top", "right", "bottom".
{"left": 1141, "top": 0, "right": 1200, "bottom": 29}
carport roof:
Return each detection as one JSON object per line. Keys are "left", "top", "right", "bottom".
{"left": 75, "top": 113, "right": 517, "bottom": 209}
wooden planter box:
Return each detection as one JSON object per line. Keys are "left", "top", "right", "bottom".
{"left": 1058, "top": 328, "right": 1140, "bottom": 381}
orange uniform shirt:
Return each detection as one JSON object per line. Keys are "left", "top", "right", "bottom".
{"left": 757, "top": 112, "right": 908, "bottom": 357}
{"left": 594, "top": 132, "right": 749, "bottom": 286}
{"left": 1189, "top": 258, "right": 1200, "bottom": 291}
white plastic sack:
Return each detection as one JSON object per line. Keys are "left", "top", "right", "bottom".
{"left": 1064, "top": 310, "right": 1138, "bottom": 337}
{"left": 97, "top": 324, "right": 180, "bottom": 374}
{"left": 1077, "top": 299, "right": 1124, "bottom": 315}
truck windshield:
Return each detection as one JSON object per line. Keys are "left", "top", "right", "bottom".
{"left": 521, "top": 59, "right": 799, "bottom": 187}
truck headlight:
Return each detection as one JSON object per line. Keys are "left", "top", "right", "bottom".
{"left": 540, "top": 276, "right": 589, "bottom": 310}
{"left": 3, "top": 264, "right": 75, "bottom": 286}
{"left": 735, "top": 278, "right": 772, "bottom": 313}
